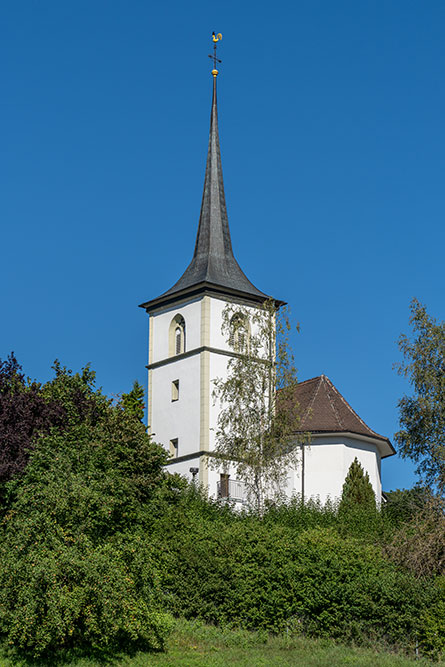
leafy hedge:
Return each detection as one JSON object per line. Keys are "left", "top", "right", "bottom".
{"left": 150, "top": 489, "right": 443, "bottom": 657}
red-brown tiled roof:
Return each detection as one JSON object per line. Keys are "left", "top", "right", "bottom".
{"left": 290, "top": 375, "right": 395, "bottom": 456}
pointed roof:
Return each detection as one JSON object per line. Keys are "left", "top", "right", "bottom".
{"left": 290, "top": 375, "right": 395, "bottom": 458}
{"left": 140, "top": 75, "right": 276, "bottom": 312}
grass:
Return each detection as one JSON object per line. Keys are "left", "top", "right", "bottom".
{"left": 0, "top": 619, "right": 442, "bottom": 666}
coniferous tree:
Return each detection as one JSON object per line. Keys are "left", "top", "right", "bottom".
{"left": 339, "top": 457, "right": 376, "bottom": 512}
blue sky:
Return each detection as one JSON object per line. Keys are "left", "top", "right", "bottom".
{"left": 1, "top": 1, "right": 444, "bottom": 491}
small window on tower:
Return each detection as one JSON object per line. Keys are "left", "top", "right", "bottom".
{"left": 169, "top": 314, "right": 186, "bottom": 357}
{"left": 229, "top": 313, "right": 249, "bottom": 352}
{"left": 171, "top": 379, "right": 179, "bottom": 401}
{"left": 169, "top": 438, "right": 178, "bottom": 458}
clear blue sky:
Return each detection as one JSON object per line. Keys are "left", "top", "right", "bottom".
{"left": 2, "top": 2, "right": 444, "bottom": 491}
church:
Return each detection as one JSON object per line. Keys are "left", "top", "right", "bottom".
{"left": 139, "top": 41, "right": 395, "bottom": 506}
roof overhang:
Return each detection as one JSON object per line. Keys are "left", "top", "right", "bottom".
{"left": 292, "top": 430, "right": 396, "bottom": 459}
{"left": 139, "top": 281, "right": 286, "bottom": 313}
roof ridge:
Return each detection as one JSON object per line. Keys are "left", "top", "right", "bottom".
{"left": 295, "top": 375, "right": 323, "bottom": 387}
{"left": 303, "top": 375, "right": 323, "bottom": 424}
{"left": 322, "top": 376, "right": 344, "bottom": 430}
{"left": 324, "top": 376, "right": 381, "bottom": 438}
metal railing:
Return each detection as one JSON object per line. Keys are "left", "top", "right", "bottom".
{"left": 216, "top": 478, "right": 247, "bottom": 503}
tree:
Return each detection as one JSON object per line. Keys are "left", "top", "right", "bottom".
{"left": 211, "top": 299, "right": 307, "bottom": 514}
{"left": 0, "top": 361, "right": 172, "bottom": 657}
{"left": 0, "top": 353, "right": 65, "bottom": 489}
{"left": 121, "top": 379, "right": 145, "bottom": 421}
{"left": 394, "top": 299, "right": 445, "bottom": 495}
{"left": 385, "top": 494, "right": 445, "bottom": 578}
{"left": 383, "top": 485, "right": 432, "bottom": 526}
{"left": 338, "top": 458, "right": 376, "bottom": 513}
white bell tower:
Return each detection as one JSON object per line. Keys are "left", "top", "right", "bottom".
{"left": 139, "top": 50, "right": 279, "bottom": 495}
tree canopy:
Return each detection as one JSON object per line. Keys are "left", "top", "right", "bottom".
{"left": 395, "top": 299, "right": 445, "bottom": 495}
{"left": 0, "top": 357, "right": 173, "bottom": 657}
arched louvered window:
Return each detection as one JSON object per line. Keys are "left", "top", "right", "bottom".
{"left": 169, "top": 314, "right": 186, "bottom": 357}
{"left": 175, "top": 326, "right": 182, "bottom": 355}
{"left": 229, "top": 313, "right": 249, "bottom": 353}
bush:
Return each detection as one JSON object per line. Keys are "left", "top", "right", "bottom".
{"left": 418, "top": 577, "right": 445, "bottom": 660}
{"left": 0, "top": 532, "right": 172, "bottom": 656}
{"left": 152, "top": 498, "right": 436, "bottom": 651}
{"left": 385, "top": 496, "right": 445, "bottom": 578}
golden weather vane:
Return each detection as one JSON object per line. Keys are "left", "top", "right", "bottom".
{"left": 209, "top": 32, "right": 222, "bottom": 76}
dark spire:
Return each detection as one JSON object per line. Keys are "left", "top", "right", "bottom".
{"left": 140, "top": 73, "right": 272, "bottom": 311}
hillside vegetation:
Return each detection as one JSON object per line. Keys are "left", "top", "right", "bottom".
{"left": 0, "top": 356, "right": 443, "bottom": 662}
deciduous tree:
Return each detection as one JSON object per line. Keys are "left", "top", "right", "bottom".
{"left": 395, "top": 299, "right": 445, "bottom": 495}
{"left": 212, "top": 299, "right": 307, "bottom": 514}
{"left": 0, "top": 361, "right": 172, "bottom": 657}
{"left": 0, "top": 354, "right": 64, "bottom": 488}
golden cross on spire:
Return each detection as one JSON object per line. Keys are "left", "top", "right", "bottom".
{"left": 208, "top": 32, "right": 222, "bottom": 77}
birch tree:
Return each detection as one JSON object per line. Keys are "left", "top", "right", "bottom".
{"left": 211, "top": 299, "right": 308, "bottom": 514}
{"left": 395, "top": 298, "right": 445, "bottom": 496}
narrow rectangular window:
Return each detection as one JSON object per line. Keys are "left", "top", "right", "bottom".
{"left": 169, "top": 438, "right": 178, "bottom": 458}
{"left": 171, "top": 379, "right": 179, "bottom": 401}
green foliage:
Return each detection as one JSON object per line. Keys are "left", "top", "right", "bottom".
{"left": 383, "top": 486, "right": 433, "bottom": 526}
{"left": 0, "top": 366, "right": 172, "bottom": 658}
{"left": 338, "top": 458, "right": 376, "bottom": 514}
{"left": 0, "top": 531, "right": 172, "bottom": 657}
{"left": 150, "top": 495, "right": 436, "bottom": 653}
{"left": 122, "top": 380, "right": 145, "bottom": 422}
{"left": 395, "top": 298, "right": 445, "bottom": 494}
{"left": 385, "top": 495, "right": 445, "bottom": 578}
{"left": 1, "top": 359, "right": 444, "bottom": 662}
{"left": 418, "top": 577, "right": 445, "bottom": 660}
{"left": 264, "top": 495, "right": 339, "bottom": 533}
{"left": 41, "top": 361, "right": 109, "bottom": 429}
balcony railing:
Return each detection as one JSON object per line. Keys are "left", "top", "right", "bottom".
{"left": 216, "top": 478, "right": 247, "bottom": 504}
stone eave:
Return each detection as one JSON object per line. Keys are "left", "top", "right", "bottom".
{"left": 292, "top": 429, "right": 396, "bottom": 459}
{"left": 139, "top": 281, "right": 285, "bottom": 313}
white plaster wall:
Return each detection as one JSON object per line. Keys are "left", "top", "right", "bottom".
{"left": 150, "top": 298, "right": 202, "bottom": 364}
{"left": 208, "top": 352, "right": 230, "bottom": 449}
{"left": 165, "top": 455, "right": 201, "bottom": 482}
{"left": 296, "top": 436, "right": 382, "bottom": 505}
{"left": 151, "top": 355, "right": 201, "bottom": 458}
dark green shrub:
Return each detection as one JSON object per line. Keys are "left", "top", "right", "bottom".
{"left": 263, "top": 494, "right": 338, "bottom": 532}
{"left": 0, "top": 531, "right": 172, "bottom": 656}
{"left": 418, "top": 577, "right": 445, "bottom": 660}
{"left": 153, "top": 505, "right": 437, "bottom": 652}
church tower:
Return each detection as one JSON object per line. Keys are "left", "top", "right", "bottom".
{"left": 139, "top": 38, "right": 277, "bottom": 495}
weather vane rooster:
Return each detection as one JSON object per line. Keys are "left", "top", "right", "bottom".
{"left": 209, "top": 31, "right": 222, "bottom": 76}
